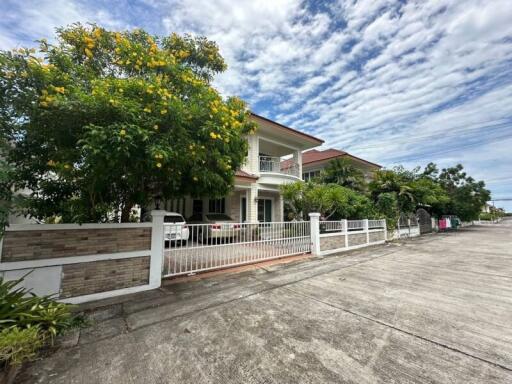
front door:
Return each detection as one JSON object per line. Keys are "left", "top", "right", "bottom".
{"left": 192, "top": 199, "right": 203, "bottom": 215}
{"left": 257, "top": 199, "right": 272, "bottom": 222}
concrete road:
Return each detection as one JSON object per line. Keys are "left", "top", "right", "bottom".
{"left": 17, "top": 220, "right": 512, "bottom": 383}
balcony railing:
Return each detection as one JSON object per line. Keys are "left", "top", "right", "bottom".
{"left": 259, "top": 156, "right": 300, "bottom": 177}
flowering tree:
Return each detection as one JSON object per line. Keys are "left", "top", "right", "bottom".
{"left": 0, "top": 24, "right": 256, "bottom": 222}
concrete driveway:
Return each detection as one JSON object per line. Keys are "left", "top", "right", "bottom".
{"left": 17, "top": 219, "right": 512, "bottom": 383}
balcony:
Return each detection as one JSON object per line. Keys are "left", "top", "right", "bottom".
{"left": 259, "top": 156, "right": 300, "bottom": 178}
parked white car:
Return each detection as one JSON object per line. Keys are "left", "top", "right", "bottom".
{"left": 187, "top": 213, "right": 241, "bottom": 242}
{"left": 163, "top": 213, "right": 189, "bottom": 244}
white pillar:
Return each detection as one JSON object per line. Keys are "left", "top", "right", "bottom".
{"left": 277, "top": 194, "right": 284, "bottom": 222}
{"left": 342, "top": 219, "right": 348, "bottom": 248}
{"left": 149, "top": 210, "right": 166, "bottom": 288}
{"left": 242, "top": 135, "right": 260, "bottom": 175}
{"left": 293, "top": 149, "right": 302, "bottom": 178}
{"left": 383, "top": 219, "right": 388, "bottom": 241}
{"left": 364, "top": 219, "right": 369, "bottom": 244}
{"left": 309, "top": 213, "right": 320, "bottom": 256}
{"left": 247, "top": 184, "right": 258, "bottom": 223}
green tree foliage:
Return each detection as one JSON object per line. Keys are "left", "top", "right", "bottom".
{"left": 0, "top": 144, "right": 14, "bottom": 233}
{"left": 369, "top": 167, "right": 418, "bottom": 214}
{"left": 0, "top": 24, "right": 256, "bottom": 222}
{"left": 281, "top": 182, "right": 375, "bottom": 220}
{"left": 437, "top": 164, "right": 490, "bottom": 221}
{"left": 369, "top": 163, "right": 487, "bottom": 221}
{"left": 321, "top": 158, "right": 367, "bottom": 192}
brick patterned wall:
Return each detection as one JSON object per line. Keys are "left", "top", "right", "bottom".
{"left": 1, "top": 227, "right": 151, "bottom": 262}
{"left": 348, "top": 232, "right": 368, "bottom": 247}
{"left": 320, "top": 235, "right": 346, "bottom": 251}
{"left": 369, "top": 231, "right": 385, "bottom": 243}
{"left": 60, "top": 256, "right": 150, "bottom": 298}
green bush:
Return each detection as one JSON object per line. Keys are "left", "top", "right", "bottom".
{"left": 479, "top": 213, "right": 494, "bottom": 221}
{"left": 0, "top": 326, "right": 44, "bottom": 366}
{"left": 0, "top": 276, "right": 75, "bottom": 338}
{"left": 0, "top": 275, "right": 79, "bottom": 367}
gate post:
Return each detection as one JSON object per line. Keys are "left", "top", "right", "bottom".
{"left": 342, "top": 219, "right": 348, "bottom": 248}
{"left": 364, "top": 219, "right": 370, "bottom": 244}
{"left": 149, "top": 210, "right": 166, "bottom": 288}
{"left": 309, "top": 213, "right": 321, "bottom": 256}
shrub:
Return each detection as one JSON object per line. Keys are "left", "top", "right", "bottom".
{"left": 0, "top": 276, "right": 74, "bottom": 338}
{"left": 0, "top": 326, "right": 44, "bottom": 366}
{"left": 479, "top": 213, "right": 494, "bottom": 221}
{"left": 0, "top": 275, "right": 79, "bottom": 367}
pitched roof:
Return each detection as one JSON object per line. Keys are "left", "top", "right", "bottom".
{"left": 235, "top": 170, "right": 258, "bottom": 181}
{"left": 301, "top": 149, "right": 347, "bottom": 164}
{"left": 281, "top": 148, "right": 381, "bottom": 169}
{"left": 250, "top": 113, "right": 324, "bottom": 146}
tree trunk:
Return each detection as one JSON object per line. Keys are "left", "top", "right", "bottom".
{"left": 120, "top": 204, "right": 131, "bottom": 223}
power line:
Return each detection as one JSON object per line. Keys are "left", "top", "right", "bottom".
{"left": 334, "top": 120, "right": 512, "bottom": 152}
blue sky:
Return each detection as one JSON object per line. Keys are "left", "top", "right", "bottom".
{"left": 1, "top": 0, "right": 512, "bottom": 211}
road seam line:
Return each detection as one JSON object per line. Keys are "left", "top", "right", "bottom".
{"left": 282, "top": 286, "right": 512, "bottom": 373}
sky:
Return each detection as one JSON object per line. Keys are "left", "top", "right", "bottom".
{"left": 1, "top": 0, "right": 512, "bottom": 211}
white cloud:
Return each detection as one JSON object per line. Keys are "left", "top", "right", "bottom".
{"left": 1, "top": 0, "right": 512, "bottom": 207}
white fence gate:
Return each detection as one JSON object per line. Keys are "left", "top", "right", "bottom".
{"left": 162, "top": 221, "right": 311, "bottom": 277}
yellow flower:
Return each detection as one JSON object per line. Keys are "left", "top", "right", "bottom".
{"left": 47, "top": 160, "right": 56, "bottom": 166}
{"left": 114, "top": 32, "right": 122, "bottom": 43}
{"left": 156, "top": 162, "right": 162, "bottom": 168}
{"left": 54, "top": 86, "right": 65, "bottom": 94}
{"left": 63, "top": 164, "right": 71, "bottom": 169}
{"left": 120, "top": 129, "right": 126, "bottom": 136}
{"left": 109, "top": 99, "right": 115, "bottom": 104}
{"left": 144, "top": 107, "right": 152, "bottom": 113}
{"left": 193, "top": 176, "right": 198, "bottom": 181}
{"left": 39, "top": 101, "right": 48, "bottom": 108}
{"left": 209, "top": 132, "right": 217, "bottom": 139}
{"left": 93, "top": 28, "right": 102, "bottom": 39}
{"left": 84, "top": 48, "right": 93, "bottom": 58}
{"left": 146, "top": 89, "right": 153, "bottom": 94}
{"left": 153, "top": 124, "right": 159, "bottom": 130}
{"left": 134, "top": 64, "right": 140, "bottom": 70}
{"left": 160, "top": 109, "right": 167, "bottom": 115}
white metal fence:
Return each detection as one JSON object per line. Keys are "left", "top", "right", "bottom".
{"left": 314, "top": 218, "right": 387, "bottom": 256}
{"left": 347, "top": 219, "right": 365, "bottom": 231}
{"left": 320, "top": 220, "right": 345, "bottom": 233}
{"left": 162, "top": 221, "right": 311, "bottom": 277}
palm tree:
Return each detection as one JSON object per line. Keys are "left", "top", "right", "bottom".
{"left": 321, "top": 158, "right": 366, "bottom": 192}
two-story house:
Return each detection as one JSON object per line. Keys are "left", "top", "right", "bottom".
{"left": 299, "top": 148, "right": 381, "bottom": 182}
{"left": 164, "top": 113, "right": 324, "bottom": 223}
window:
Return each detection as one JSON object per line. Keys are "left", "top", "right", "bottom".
{"left": 241, "top": 197, "right": 247, "bottom": 222}
{"left": 257, "top": 199, "right": 272, "bottom": 222}
{"left": 208, "top": 198, "right": 226, "bottom": 213}
{"left": 303, "top": 171, "right": 320, "bottom": 181}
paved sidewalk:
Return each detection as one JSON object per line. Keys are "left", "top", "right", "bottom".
{"left": 17, "top": 220, "right": 512, "bottom": 383}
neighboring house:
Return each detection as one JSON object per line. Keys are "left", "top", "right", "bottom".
{"left": 481, "top": 203, "right": 492, "bottom": 213}
{"left": 295, "top": 148, "right": 381, "bottom": 181}
{"left": 163, "top": 113, "right": 324, "bottom": 223}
